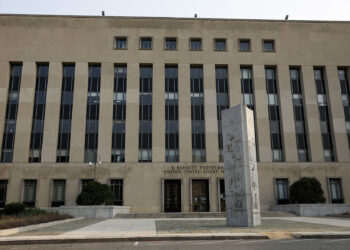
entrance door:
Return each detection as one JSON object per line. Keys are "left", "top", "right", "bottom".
{"left": 219, "top": 179, "right": 226, "bottom": 212}
{"left": 164, "top": 180, "right": 181, "bottom": 212}
{"left": 192, "top": 179, "right": 209, "bottom": 212}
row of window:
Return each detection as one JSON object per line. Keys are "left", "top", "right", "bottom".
{"left": 115, "top": 37, "right": 275, "bottom": 52}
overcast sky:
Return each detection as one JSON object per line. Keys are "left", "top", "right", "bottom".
{"left": 0, "top": 0, "right": 349, "bottom": 21}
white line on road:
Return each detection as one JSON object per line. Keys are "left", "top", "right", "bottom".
{"left": 134, "top": 241, "right": 139, "bottom": 246}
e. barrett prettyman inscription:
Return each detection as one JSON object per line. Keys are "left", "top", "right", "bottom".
{"left": 222, "top": 104, "right": 261, "bottom": 227}
{"left": 164, "top": 165, "right": 224, "bottom": 175}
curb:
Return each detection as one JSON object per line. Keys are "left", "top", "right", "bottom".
{"left": 292, "top": 233, "right": 350, "bottom": 239}
{"left": 0, "top": 235, "right": 269, "bottom": 245}
{"left": 0, "top": 217, "right": 84, "bottom": 237}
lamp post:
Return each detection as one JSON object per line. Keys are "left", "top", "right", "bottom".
{"left": 89, "top": 161, "right": 102, "bottom": 181}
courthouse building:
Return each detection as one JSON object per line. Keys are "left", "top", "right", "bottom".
{"left": 0, "top": 14, "right": 349, "bottom": 212}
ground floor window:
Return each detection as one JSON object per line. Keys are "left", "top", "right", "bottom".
{"left": 110, "top": 179, "right": 123, "bottom": 205}
{"left": 192, "top": 179, "right": 209, "bottom": 212}
{"left": 275, "top": 178, "right": 289, "bottom": 205}
{"left": 164, "top": 179, "right": 181, "bottom": 212}
{"left": 0, "top": 180, "right": 8, "bottom": 208}
{"left": 52, "top": 179, "right": 66, "bottom": 207}
{"left": 328, "top": 178, "right": 344, "bottom": 204}
{"left": 80, "top": 179, "right": 93, "bottom": 191}
{"left": 219, "top": 179, "right": 225, "bottom": 212}
{"left": 23, "top": 179, "right": 37, "bottom": 207}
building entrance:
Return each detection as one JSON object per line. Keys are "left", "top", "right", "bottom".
{"left": 164, "top": 180, "right": 181, "bottom": 212}
{"left": 219, "top": 179, "right": 226, "bottom": 212}
{"left": 192, "top": 179, "right": 209, "bottom": 212}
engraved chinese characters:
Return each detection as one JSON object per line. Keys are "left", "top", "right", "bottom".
{"left": 222, "top": 105, "right": 261, "bottom": 227}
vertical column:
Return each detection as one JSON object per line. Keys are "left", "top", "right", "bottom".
{"left": 253, "top": 65, "right": 271, "bottom": 162}
{"left": 13, "top": 62, "right": 36, "bottom": 162}
{"left": 278, "top": 65, "right": 298, "bottom": 162}
{"left": 301, "top": 65, "right": 323, "bottom": 161}
{"left": 36, "top": 178, "right": 50, "bottom": 207}
{"left": 97, "top": 62, "right": 114, "bottom": 163}
{"left": 209, "top": 177, "right": 218, "bottom": 212}
{"left": 326, "top": 65, "right": 349, "bottom": 162}
{"left": 182, "top": 178, "right": 190, "bottom": 212}
{"left": 229, "top": 64, "right": 241, "bottom": 107}
{"left": 41, "top": 62, "right": 62, "bottom": 162}
{"left": 152, "top": 62, "right": 165, "bottom": 162}
{"left": 204, "top": 64, "right": 219, "bottom": 162}
{"left": 125, "top": 63, "right": 139, "bottom": 162}
{"left": 0, "top": 62, "right": 9, "bottom": 150}
{"left": 178, "top": 64, "right": 192, "bottom": 162}
{"left": 70, "top": 62, "right": 88, "bottom": 163}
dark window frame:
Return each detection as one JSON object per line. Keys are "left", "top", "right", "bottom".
{"left": 190, "top": 38, "right": 202, "bottom": 51}
{"left": 263, "top": 39, "right": 276, "bottom": 52}
{"left": 114, "top": 37, "right": 127, "bottom": 50}
{"left": 165, "top": 37, "right": 177, "bottom": 50}
{"left": 140, "top": 37, "right": 153, "bottom": 50}
{"left": 239, "top": 39, "right": 251, "bottom": 52}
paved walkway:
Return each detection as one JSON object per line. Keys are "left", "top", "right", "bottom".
{"left": 266, "top": 217, "right": 350, "bottom": 228}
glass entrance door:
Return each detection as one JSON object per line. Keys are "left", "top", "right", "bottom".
{"left": 219, "top": 179, "right": 226, "bottom": 212}
{"left": 192, "top": 179, "right": 209, "bottom": 212}
{"left": 164, "top": 180, "right": 181, "bottom": 212}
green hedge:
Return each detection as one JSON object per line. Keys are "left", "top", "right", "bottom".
{"left": 289, "top": 177, "right": 326, "bottom": 204}
{"left": 76, "top": 181, "right": 114, "bottom": 205}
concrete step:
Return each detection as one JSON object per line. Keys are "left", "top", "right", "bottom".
{"left": 115, "top": 212, "right": 225, "bottom": 218}
{"left": 261, "top": 211, "right": 296, "bottom": 217}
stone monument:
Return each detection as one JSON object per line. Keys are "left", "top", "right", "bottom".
{"left": 222, "top": 104, "right": 261, "bottom": 227}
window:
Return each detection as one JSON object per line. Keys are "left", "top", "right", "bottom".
{"left": 139, "top": 65, "right": 153, "bottom": 162}
{"left": 1, "top": 64, "right": 22, "bottom": 163}
{"left": 275, "top": 178, "right": 289, "bottom": 204}
{"left": 165, "top": 38, "right": 177, "bottom": 50}
{"left": 263, "top": 40, "right": 275, "bottom": 52}
{"left": 23, "top": 180, "right": 37, "bottom": 207}
{"left": 84, "top": 65, "right": 101, "bottom": 163}
{"left": 29, "top": 64, "right": 49, "bottom": 163}
{"left": 52, "top": 179, "right": 66, "bottom": 207}
{"left": 81, "top": 179, "right": 93, "bottom": 191}
{"left": 328, "top": 178, "right": 344, "bottom": 204}
{"left": 239, "top": 39, "right": 251, "bottom": 52}
{"left": 140, "top": 37, "right": 152, "bottom": 49}
{"left": 0, "top": 180, "right": 8, "bottom": 208}
{"left": 214, "top": 39, "right": 226, "bottom": 51}
{"left": 338, "top": 68, "right": 350, "bottom": 149}
{"left": 110, "top": 179, "right": 123, "bottom": 205}
{"left": 57, "top": 65, "right": 75, "bottom": 163}
{"left": 190, "top": 38, "right": 202, "bottom": 50}
{"left": 115, "top": 37, "right": 127, "bottom": 49}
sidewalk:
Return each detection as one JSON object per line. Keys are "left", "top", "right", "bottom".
{"left": 0, "top": 216, "right": 350, "bottom": 245}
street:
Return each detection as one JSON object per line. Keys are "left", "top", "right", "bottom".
{"left": 2, "top": 238, "right": 350, "bottom": 250}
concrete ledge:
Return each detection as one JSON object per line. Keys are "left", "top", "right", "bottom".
{"left": 0, "top": 217, "right": 84, "bottom": 237}
{"left": 45, "top": 206, "right": 130, "bottom": 219}
{"left": 270, "top": 204, "right": 350, "bottom": 217}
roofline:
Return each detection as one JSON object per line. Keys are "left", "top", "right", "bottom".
{"left": 0, "top": 13, "right": 350, "bottom": 24}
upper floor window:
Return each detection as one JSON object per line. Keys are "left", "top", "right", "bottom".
{"left": 239, "top": 39, "right": 251, "bottom": 52}
{"left": 115, "top": 37, "right": 127, "bottom": 49}
{"left": 165, "top": 38, "right": 177, "bottom": 50}
{"left": 263, "top": 40, "right": 275, "bottom": 52}
{"left": 190, "top": 38, "right": 202, "bottom": 50}
{"left": 140, "top": 37, "right": 152, "bottom": 50}
{"left": 214, "top": 39, "right": 226, "bottom": 51}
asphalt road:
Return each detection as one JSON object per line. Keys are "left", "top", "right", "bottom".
{"left": 2, "top": 238, "right": 350, "bottom": 250}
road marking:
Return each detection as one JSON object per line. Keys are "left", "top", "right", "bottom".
{"left": 326, "top": 238, "right": 350, "bottom": 243}
{"left": 134, "top": 241, "right": 139, "bottom": 246}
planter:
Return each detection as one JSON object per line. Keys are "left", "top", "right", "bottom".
{"left": 270, "top": 204, "right": 350, "bottom": 217}
{"left": 45, "top": 206, "right": 130, "bottom": 219}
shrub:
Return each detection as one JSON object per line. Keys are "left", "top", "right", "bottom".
{"left": 24, "top": 207, "right": 47, "bottom": 216}
{"left": 289, "top": 177, "right": 326, "bottom": 204}
{"left": 76, "top": 181, "right": 114, "bottom": 205}
{"left": 4, "top": 202, "right": 27, "bottom": 216}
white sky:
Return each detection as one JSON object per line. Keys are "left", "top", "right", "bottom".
{"left": 0, "top": 0, "right": 349, "bottom": 21}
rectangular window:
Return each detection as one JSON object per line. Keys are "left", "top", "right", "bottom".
{"left": 165, "top": 38, "right": 177, "bottom": 50}
{"left": 139, "top": 65, "right": 153, "bottom": 162}
{"left": 140, "top": 37, "right": 152, "bottom": 49}
{"left": 57, "top": 65, "right": 75, "bottom": 162}
{"left": 338, "top": 68, "right": 350, "bottom": 149}
{"left": 239, "top": 39, "right": 251, "bottom": 51}
{"left": 115, "top": 37, "right": 127, "bottom": 49}
{"left": 314, "top": 68, "right": 334, "bottom": 162}
{"left": 263, "top": 40, "right": 275, "bottom": 52}
{"left": 23, "top": 179, "right": 37, "bottom": 207}
{"left": 165, "top": 66, "right": 179, "bottom": 162}
{"left": 266, "top": 67, "right": 283, "bottom": 162}
{"left": 216, "top": 66, "right": 230, "bottom": 162}
{"left": 290, "top": 68, "right": 309, "bottom": 162}
{"left": 191, "top": 66, "right": 206, "bottom": 162}
{"left": 52, "top": 179, "right": 66, "bottom": 207}
{"left": 214, "top": 39, "right": 226, "bottom": 51}
{"left": 0, "top": 180, "right": 8, "bottom": 208}
{"left": 190, "top": 38, "right": 202, "bottom": 50}
{"left": 112, "top": 65, "right": 127, "bottom": 163}
{"left": 1, "top": 64, "right": 22, "bottom": 163}
{"left": 84, "top": 65, "right": 101, "bottom": 163}
{"left": 328, "top": 178, "right": 344, "bottom": 204}
{"left": 110, "top": 179, "right": 123, "bottom": 205}
{"left": 29, "top": 64, "right": 49, "bottom": 163}
{"left": 275, "top": 178, "right": 289, "bottom": 204}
